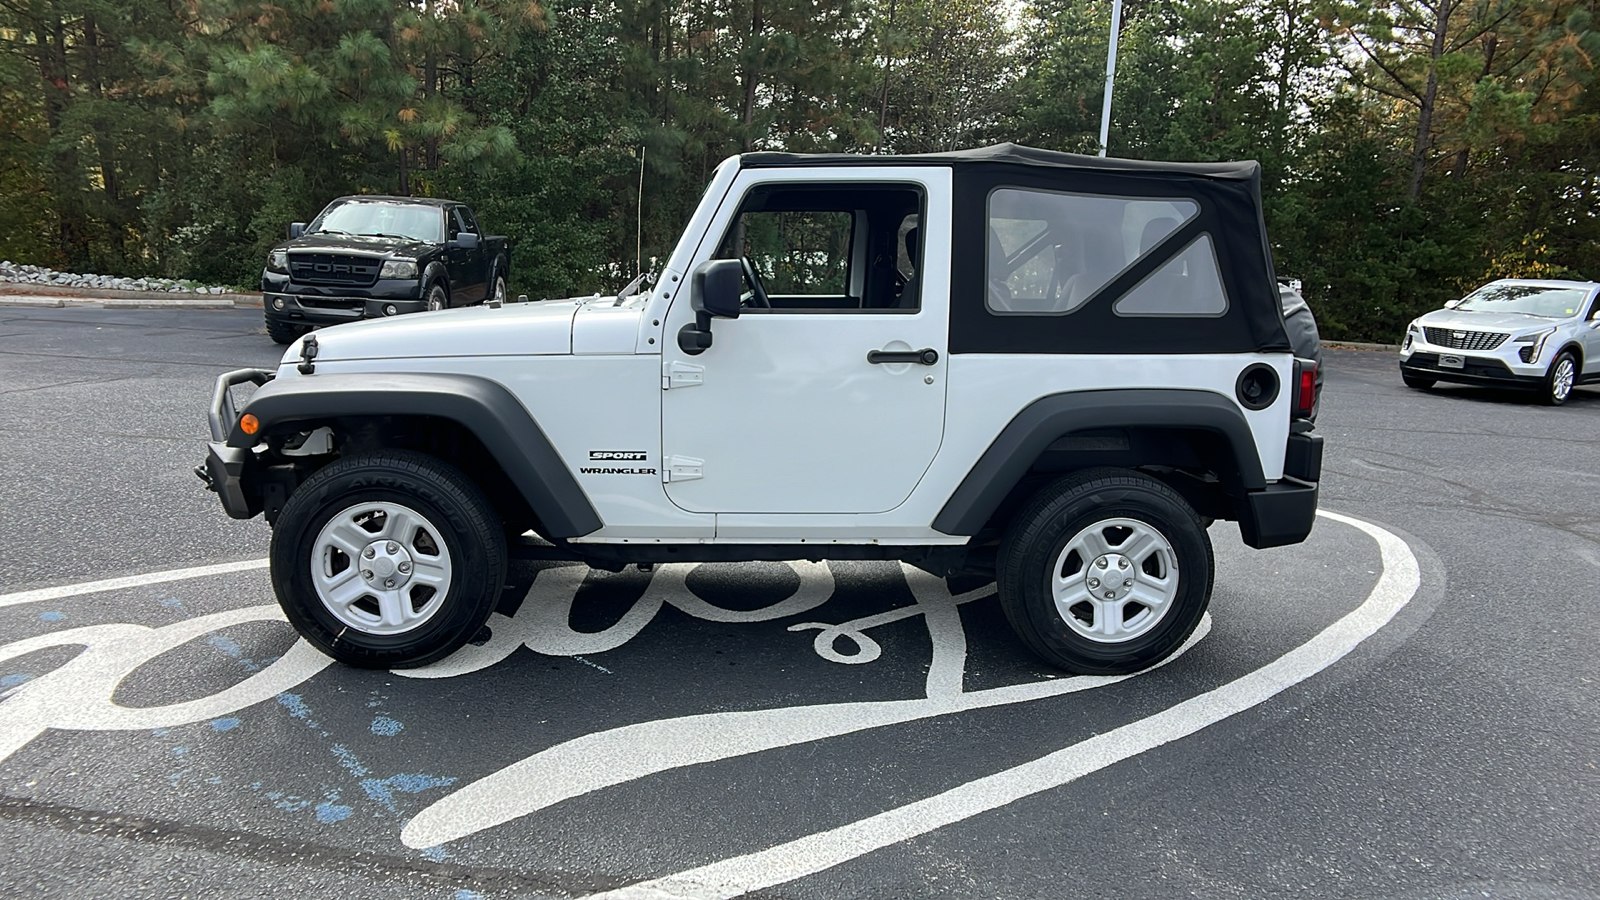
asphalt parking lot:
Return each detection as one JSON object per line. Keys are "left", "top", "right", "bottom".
{"left": 1, "top": 308, "right": 1597, "bottom": 899}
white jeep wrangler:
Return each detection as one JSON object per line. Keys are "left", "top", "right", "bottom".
{"left": 200, "top": 144, "right": 1322, "bottom": 675}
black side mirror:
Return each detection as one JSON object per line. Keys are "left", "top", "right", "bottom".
{"left": 288, "top": 222, "right": 306, "bottom": 239}
{"left": 679, "top": 259, "right": 742, "bottom": 355}
{"left": 451, "top": 232, "right": 480, "bottom": 250}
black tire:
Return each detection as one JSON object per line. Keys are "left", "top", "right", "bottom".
{"left": 489, "top": 271, "right": 507, "bottom": 306}
{"left": 425, "top": 281, "right": 449, "bottom": 311}
{"left": 269, "top": 449, "right": 506, "bottom": 668}
{"left": 997, "top": 468, "right": 1213, "bottom": 675}
{"left": 1401, "top": 373, "right": 1435, "bottom": 390}
{"left": 1541, "top": 351, "right": 1578, "bottom": 406}
{"left": 266, "top": 318, "right": 306, "bottom": 345}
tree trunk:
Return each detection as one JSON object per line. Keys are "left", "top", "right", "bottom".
{"left": 1452, "top": 33, "right": 1498, "bottom": 180}
{"left": 1408, "top": 0, "right": 1452, "bottom": 199}
{"left": 740, "top": 0, "right": 763, "bottom": 151}
{"left": 876, "top": 0, "right": 898, "bottom": 152}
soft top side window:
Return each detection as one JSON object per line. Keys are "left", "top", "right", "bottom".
{"left": 716, "top": 184, "right": 925, "bottom": 312}
{"left": 986, "top": 188, "right": 1199, "bottom": 315}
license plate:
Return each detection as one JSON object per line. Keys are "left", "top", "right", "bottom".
{"left": 1439, "top": 354, "right": 1465, "bottom": 369}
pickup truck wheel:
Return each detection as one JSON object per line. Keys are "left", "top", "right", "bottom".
{"left": 425, "top": 283, "right": 448, "bottom": 311}
{"left": 490, "top": 274, "right": 507, "bottom": 306}
{"left": 265, "top": 318, "right": 306, "bottom": 345}
{"left": 997, "top": 468, "right": 1212, "bottom": 675}
{"left": 269, "top": 449, "right": 506, "bottom": 669}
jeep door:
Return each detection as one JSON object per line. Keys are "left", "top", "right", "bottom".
{"left": 660, "top": 167, "right": 951, "bottom": 515}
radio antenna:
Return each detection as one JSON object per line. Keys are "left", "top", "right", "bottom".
{"left": 636, "top": 145, "right": 646, "bottom": 277}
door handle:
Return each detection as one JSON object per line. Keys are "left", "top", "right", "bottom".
{"left": 867, "top": 348, "right": 939, "bottom": 366}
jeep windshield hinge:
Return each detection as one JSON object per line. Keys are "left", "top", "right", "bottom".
{"left": 663, "top": 360, "right": 705, "bottom": 390}
{"left": 663, "top": 455, "right": 704, "bottom": 483}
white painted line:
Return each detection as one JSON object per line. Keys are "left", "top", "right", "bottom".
{"left": 0, "top": 559, "right": 269, "bottom": 609}
{"left": 576, "top": 510, "right": 1420, "bottom": 900}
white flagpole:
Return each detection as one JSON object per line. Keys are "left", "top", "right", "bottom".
{"left": 1097, "top": 0, "right": 1123, "bottom": 157}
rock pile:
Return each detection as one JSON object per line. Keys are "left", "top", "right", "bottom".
{"left": 0, "top": 261, "right": 234, "bottom": 294}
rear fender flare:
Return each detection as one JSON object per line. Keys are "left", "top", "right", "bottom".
{"left": 932, "top": 389, "right": 1266, "bottom": 536}
{"left": 229, "top": 373, "right": 602, "bottom": 538}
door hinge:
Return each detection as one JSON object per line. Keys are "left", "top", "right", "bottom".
{"left": 663, "top": 360, "right": 704, "bottom": 390}
{"left": 663, "top": 455, "right": 704, "bottom": 483}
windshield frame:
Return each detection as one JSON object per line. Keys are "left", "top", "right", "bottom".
{"left": 1453, "top": 282, "right": 1593, "bottom": 320}
{"left": 309, "top": 201, "right": 446, "bottom": 244}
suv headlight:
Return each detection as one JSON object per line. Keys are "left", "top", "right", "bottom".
{"left": 266, "top": 249, "right": 288, "bottom": 273}
{"left": 379, "top": 259, "right": 418, "bottom": 279}
{"left": 1513, "top": 327, "right": 1556, "bottom": 364}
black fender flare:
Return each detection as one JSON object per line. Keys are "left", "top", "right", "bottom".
{"left": 421, "top": 261, "right": 450, "bottom": 300}
{"left": 932, "top": 389, "right": 1266, "bottom": 536}
{"left": 229, "top": 373, "right": 603, "bottom": 538}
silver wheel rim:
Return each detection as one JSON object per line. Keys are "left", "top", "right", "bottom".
{"left": 493, "top": 277, "right": 506, "bottom": 304}
{"left": 1552, "top": 357, "right": 1575, "bottom": 401}
{"left": 1050, "top": 517, "right": 1180, "bottom": 644}
{"left": 427, "top": 289, "right": 445, "bottom": 311}
{"left": 311, "top": 501, "right": 453, "bottom": 636}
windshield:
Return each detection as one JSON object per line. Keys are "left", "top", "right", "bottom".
{"left": 1455, "top": 283, "right": 1590, "bottom": 318}
{"left": 311, "top": 202, "right": 443, "bottom": 242}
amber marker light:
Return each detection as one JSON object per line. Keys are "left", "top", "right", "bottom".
{"left": 239, "top": 414, "right": 260, "bottom": 435}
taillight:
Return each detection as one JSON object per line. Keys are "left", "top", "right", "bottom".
{"left": 1292, "top": 358, "right": 1318, "bottom": 418}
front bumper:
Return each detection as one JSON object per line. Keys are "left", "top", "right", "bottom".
{"left": 1399, "top": 333, "right": 1548, "bottom": 389}
{"left": 264, "top": 292, "right": 427, "bottom": 326}
{"left": 196, "top": 368, "right": 274, "bottom": 519}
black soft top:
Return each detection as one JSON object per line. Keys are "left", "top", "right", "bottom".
{"left": 742, "top": 143, "right": 1259, "bottom": 182}
{"left": 745, "top": 142, "right": 1289, "bottom": 356}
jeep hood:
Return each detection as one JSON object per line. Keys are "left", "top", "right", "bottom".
{"left": 280, "top": 300, "right": 584, "bottom": 363}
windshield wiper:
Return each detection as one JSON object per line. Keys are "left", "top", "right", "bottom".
{"left": 365, "top": 233, "right": 419, "bottom": 241}
{"left": 313, "top": 229, "right": 353, "bottom": 237}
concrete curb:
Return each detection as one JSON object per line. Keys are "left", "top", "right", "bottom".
{"left": 0, "top": 294, "right": 262, "bottom": 310}
{"left": 1326, "top": 341, "right": 1401, "bottom": 352}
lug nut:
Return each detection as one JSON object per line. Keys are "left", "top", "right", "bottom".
{"left": 364, "top": 547, "right": 376, "bottom": 558}
{"left": 1118, "top": 558, "right": 1129, "bottom": 569}
{"left": 386, "top": 541, "right": 398, "bottom": 553}
{"left": 384, "top": 578, "right": 396, "bottom": 588}
{"left": 1088, "top": 578, "right": 1100, "bottom": 588}
{"left": 1096, "top": 558, "right": 1108, "bottom": 569}
{"left": 398, "top": 562, "right": 411, "bottom": 574}
{"left": 1104, "top": 591, "right": 1115, "bottom": 599}
{"left": 362, "top": 570, "right": 373, "bottom": 580}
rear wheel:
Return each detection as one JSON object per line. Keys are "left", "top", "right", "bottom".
{"left": 1401, "top": 373, "right": 1435, "bottom": 390}
{"left": 490, "top": 272, "right": 507, "bottom": 306}
{"left": 1542, "top": 351, "right": 1577, "bottom": 406}
{"left": 997, "top": 468, "right": 1213, "bottom": 674}
{"left": 269, "top": 449, "right": 505, "bottom": 668}
{"left": 266, "top": 318, "right": 307, "bottom": 345}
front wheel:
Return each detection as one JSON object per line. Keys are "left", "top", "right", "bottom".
{"left": 1541, "top": 351, "right": 1578, "bottom": 406}
{"left": 425, "top": 282, "right": 449, "bottom": 311}
{"left": 997, "top": 468, "right": 1213, "bottom": 675}
{"left": 269, "top": 450, "right": 506, "bottom": 668}
{"left": 1401, "top": 373, "right": 1435, "bottom": 390}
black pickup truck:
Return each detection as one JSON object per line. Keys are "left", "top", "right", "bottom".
{"left": 261, "top": 196, "right": 510, "bottom": 344}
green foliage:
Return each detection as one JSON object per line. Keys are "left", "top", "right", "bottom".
{"left": 0, "top": 0, "right": 1594, "bottom": 340}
